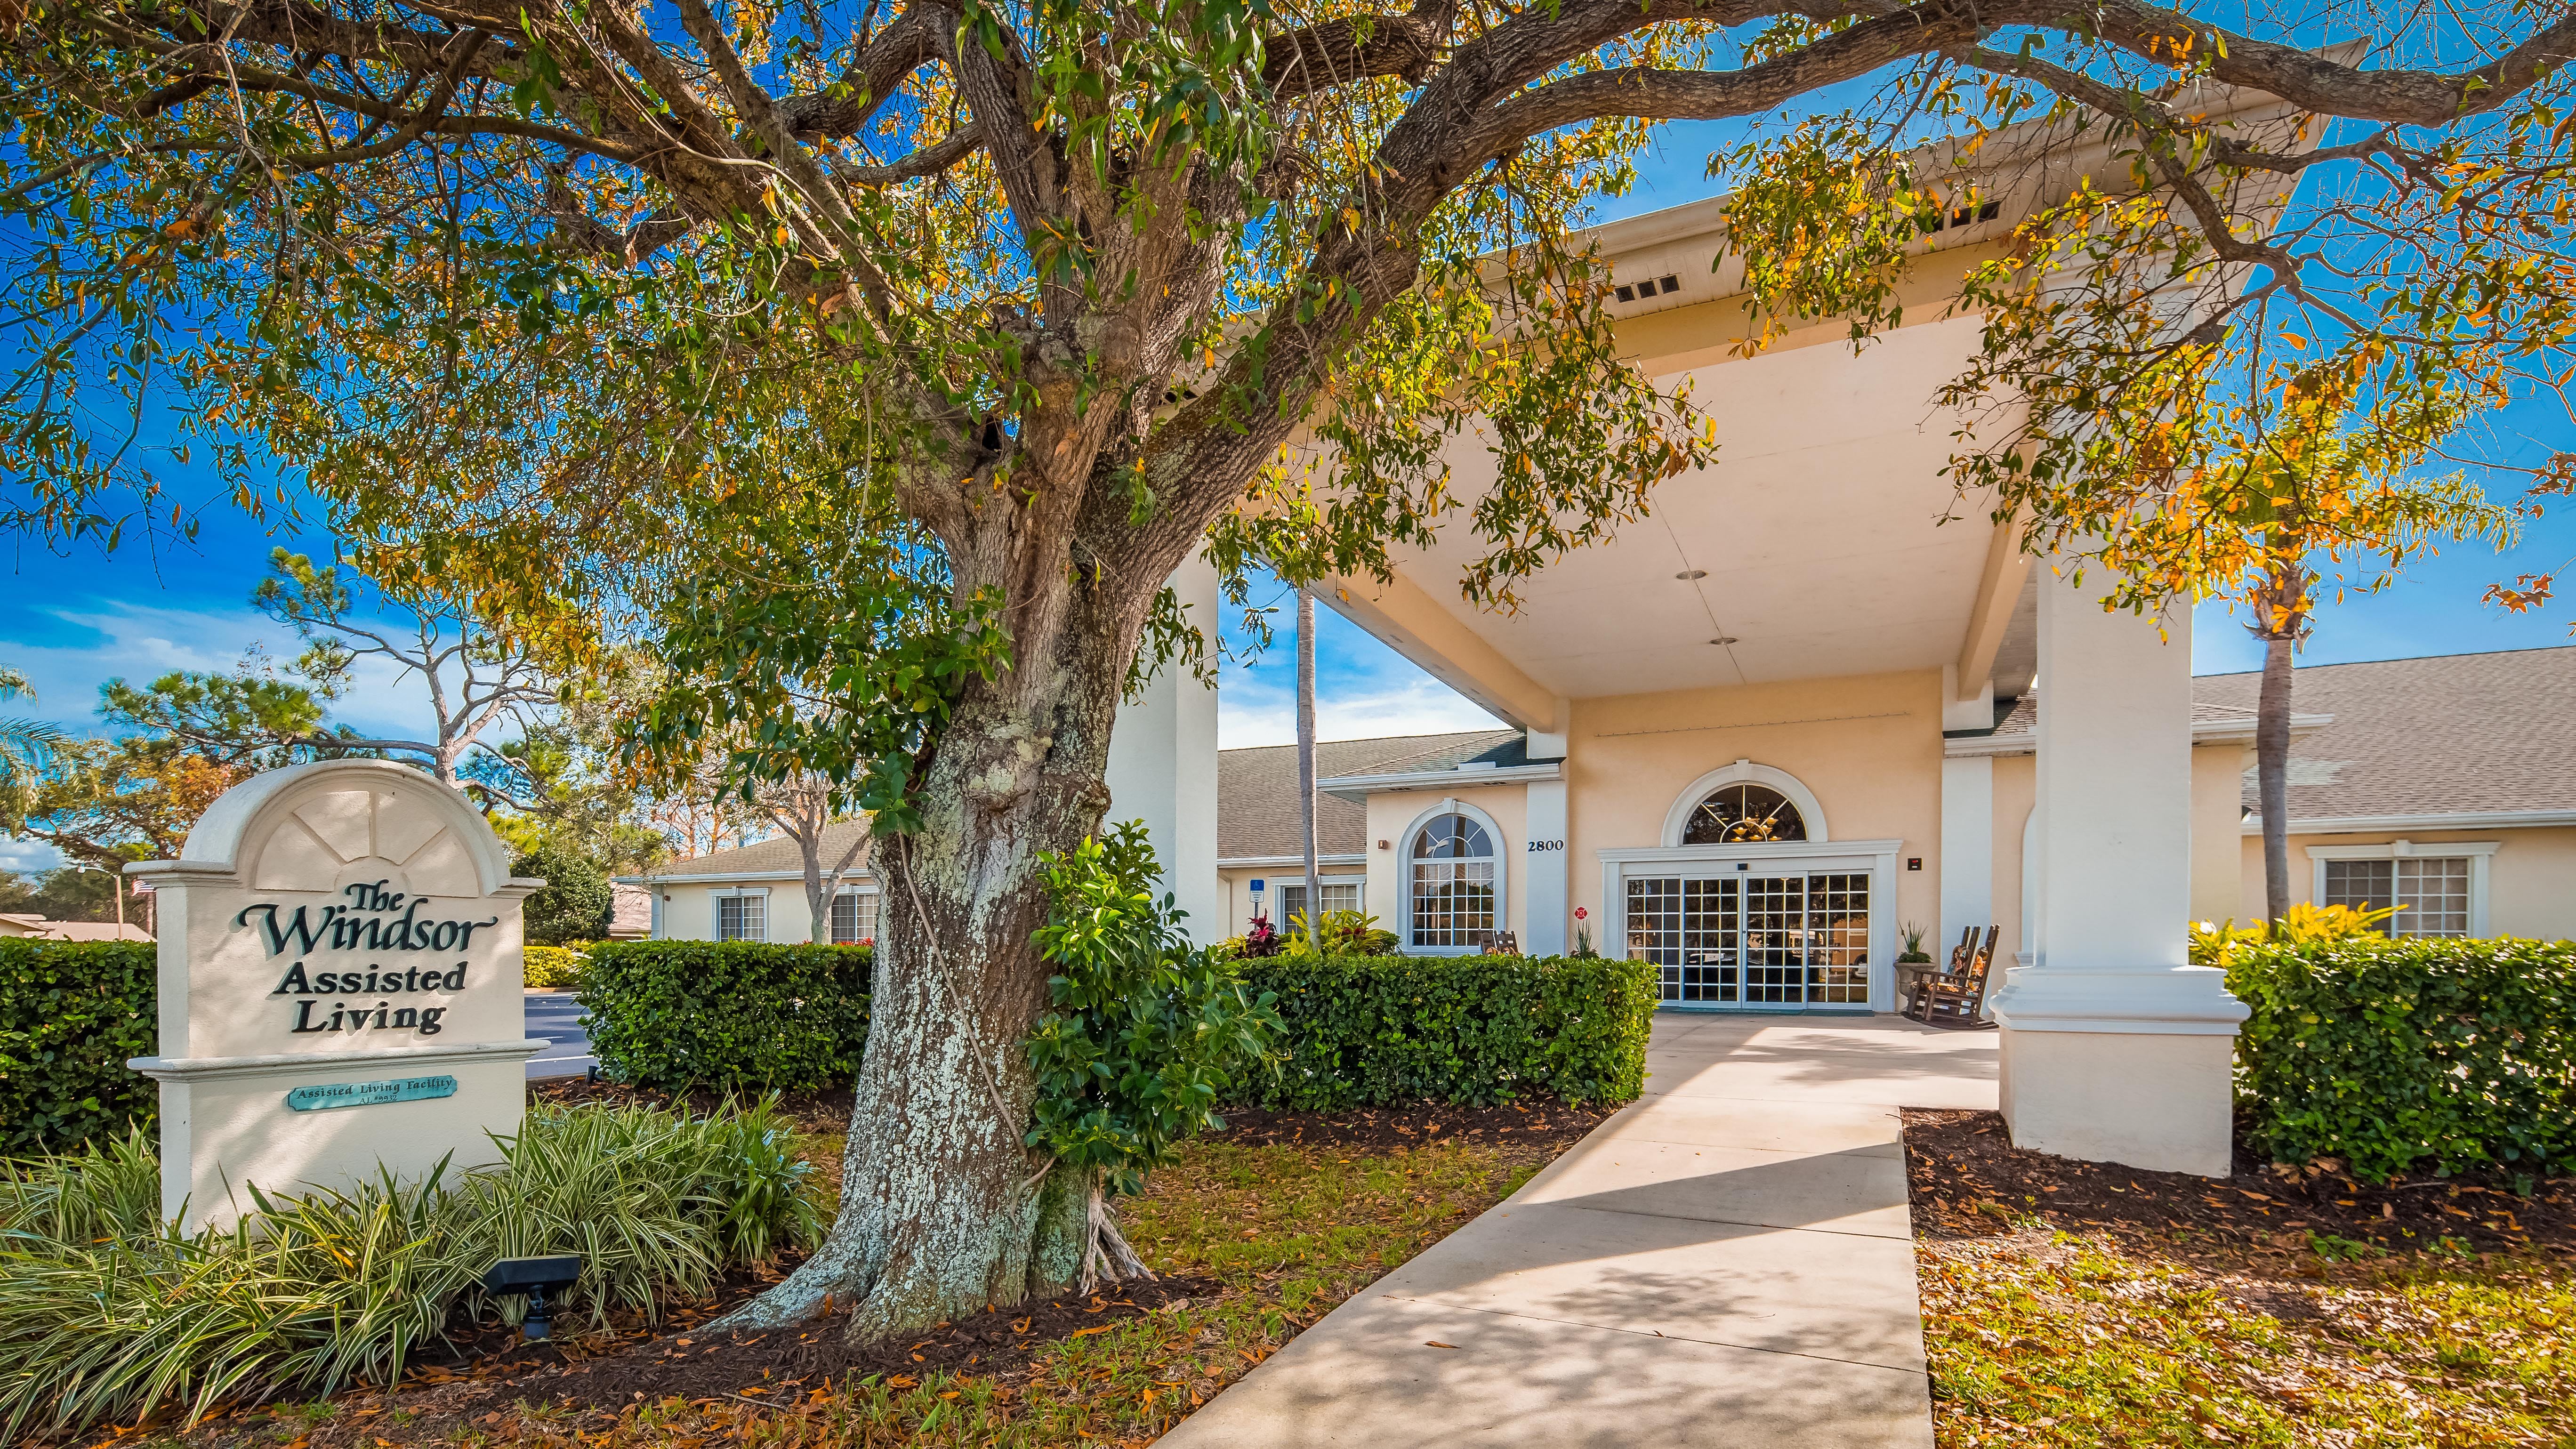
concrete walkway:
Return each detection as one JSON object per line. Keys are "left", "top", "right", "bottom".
{"left": 1158, "top": 1011, "right": 1999, "bottom": 1448}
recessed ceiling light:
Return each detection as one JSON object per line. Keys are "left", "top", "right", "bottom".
{"left": 1675, "top": 569, "right": 1707, "bottom": 580}
{"left": 1709, "top": 636, "right": 1739, "bottom": 646}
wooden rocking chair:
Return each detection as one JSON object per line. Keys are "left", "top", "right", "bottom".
{"left": 1916, "top": 925, "right": 2000, "bottom": 1029}
{"left": 1898, "top": 927, "right": 1973, "bottom": 1021}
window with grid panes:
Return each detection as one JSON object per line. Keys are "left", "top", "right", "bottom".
{"left": 2322, "top": 856, "right": 2472, "bottom": 937}
{"left": 1280, "top": 881, "right": 1360, "bottom": 924}
{"left": 1409, "top": 813, "right": 1497, "bottom": 949}
{"left": 829, "top": 891, "right": 878, "bottom": 944}
{"left": 716, "top": 893, "right": 766, "bottom": 942}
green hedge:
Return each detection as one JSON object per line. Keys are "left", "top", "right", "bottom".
{"left": 1239, "top": 955, "right": 1656, "bottom": 1110}
{"left": 521, "top": 944, "right": 588, "bottom": 990}
{"left": 0, "top": 940, "right": 159, "bottom": 1156}
{"left": 2229, "top": 935, "right": 2576, "bottom": 1182}
{"left": 579, "top": 941, "right": 872, "bottom": 1090}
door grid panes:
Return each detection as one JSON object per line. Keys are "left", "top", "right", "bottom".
{"left": 1626, "top": 871, "right": 1870, "bottom": 1007}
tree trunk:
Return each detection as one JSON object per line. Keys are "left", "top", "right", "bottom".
{"left": 2257, "top": 630, "right": 2294, "bottom": 924}
{"left": 716, "top": 607, "right": 1136, "bottom": 1342}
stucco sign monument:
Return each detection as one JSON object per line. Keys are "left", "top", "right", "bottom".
{"left": 126, "top": 759, "right": 547, "bottom": 1229}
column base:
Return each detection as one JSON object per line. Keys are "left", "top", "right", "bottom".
{"left": 1990, "top": 966, "right": 2245, "bottom": 1178}
{"left": 1997, "top": 1028, "right": 2238, "bottom": 1176}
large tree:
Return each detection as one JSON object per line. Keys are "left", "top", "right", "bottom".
{"left": 7, "top": 0, "right": 2573, "bottom": 1343}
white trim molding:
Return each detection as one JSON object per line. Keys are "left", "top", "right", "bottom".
{"left": 1396, "top": 797, "right": 1508, "bottom": 956}
{"left": 1947, "top": 711, "right": 2333, "bottom": 758}
{"left": 130, "top": 1038, "right": 548, "bottom": 1083}
{"left": 619, "top": 869, "right": 877, "bottom": 886}
{"left": 1218, "top": 853, "right": 1369, "bottom": 870}
{"left": 1659, "top": 759, "right": 1831, "bottom": 846}
{"left": 1319, "top": 761, "right": 1561, "bottom": 801}
{"left": 2304, "top": 838, "right": 2499, "bottom": 936}
{"left": 1597, "top": 839, "right": 1904, "bottom": 1013}
{"left": 2249, "top": 809, "right": 2576, "bottom": 835}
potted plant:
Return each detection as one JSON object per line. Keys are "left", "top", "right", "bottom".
{"left": 1897, "top": 921, "right": 1933, "bottom": 965}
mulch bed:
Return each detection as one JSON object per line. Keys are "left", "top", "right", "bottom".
{"left": 1904, "top": 1108, "right": 2576, "bottom": 1256}
{"left": 431, "top": 1276, "right": 1222, "bottom": 1422}
{"left": 227, "top": 1095, "right": 1611, "bottom": 1448}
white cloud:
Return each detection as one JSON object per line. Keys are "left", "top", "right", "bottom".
{"left": 3, "top": 597, "right": 475, "bottom": 746}
{"left": 0, "top": 836, "right": 63, "bottom": 873}
{"left": 1220, "top": 671, "right": 1507, "bottom": 749}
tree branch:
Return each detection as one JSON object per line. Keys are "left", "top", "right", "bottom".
{"left": 775, "top": 6, "right": 948, "bottom": 139}
{"left": 1264, "top": 0, "right": 1460, "bottom": 100}
{"left": 833, "top": 122, "right": 985, "bottom": 186}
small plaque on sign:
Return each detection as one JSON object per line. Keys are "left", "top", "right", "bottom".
{"left": 284, "top": 1075, "right": 460, "bottom": 1112}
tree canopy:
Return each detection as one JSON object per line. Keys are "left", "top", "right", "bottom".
{"left": 9, "top": 0, "right": 2575, "bottom": 1342}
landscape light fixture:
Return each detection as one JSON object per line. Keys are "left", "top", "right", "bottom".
{"left": 481, "top": 1255, "right": 585, "bottom": 1340}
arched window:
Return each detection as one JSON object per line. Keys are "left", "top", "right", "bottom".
{"left": 1408, "top": 809, "right": 1499, "bottom": 950}
{"left": 1682, "top": 783, "right": 1807, "bottom": 844}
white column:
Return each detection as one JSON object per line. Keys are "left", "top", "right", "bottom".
{"left": 1986, "top": 559, "right": 2246, "bottom": 1176}
{"left": 1522, "top": 778, "right": 1568, "bottom": 956}
{"left": 1938, "top": 755, "right": 1994, "bottom": 950}
{"left": 1104, "top": 551, "right": 1223, "bottom": 942}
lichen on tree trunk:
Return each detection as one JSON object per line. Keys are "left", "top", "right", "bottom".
{"left": 716, "top": 587, "right": 1152, "bottom": 1340}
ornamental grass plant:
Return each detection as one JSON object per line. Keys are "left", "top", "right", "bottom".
{"left": 0, "top": 1099, "right": 821, "bottom": 1440}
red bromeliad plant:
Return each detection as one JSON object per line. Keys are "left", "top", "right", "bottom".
{"left": 6, "top": 0, "right": 2575, "bottom": 1342}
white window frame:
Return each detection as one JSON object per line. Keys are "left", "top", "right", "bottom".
{"left": 1599, "top": 839, "right": 1904, "bottom": 1012}
{"left": 1397, "top": 798, "right": 1507, "bottom": 956}
{"left": 1278, "top": 875, "right": 1365, "bottom": 924}
{"left": 2304, "top": 840, "right": 2497, "bottom": 937}
{"left": 712, "top": 887, "right": 771, "bottom": 943}
{"left": 1661, "top": 759, "right": 1832, "bottom": 846}
{"left": 829, "top": 886, "right": 881, "bottom": 945}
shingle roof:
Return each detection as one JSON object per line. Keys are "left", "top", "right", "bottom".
{"left": 2194, "top": 645, "right": 2576, "bottom": 823}
{"left": 645, "top": 821, "right": 872, "bottom": 879}
{"left": 1972, "top": 695, "right": 2260, "bottom": 741}
{"left": 1218, "top": 730, "right": 1521, "bottom": 859}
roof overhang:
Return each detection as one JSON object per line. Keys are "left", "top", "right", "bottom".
{"left": 1321, "top": 86, "right": 2321, "bottom": 719}
{"left": 1943, "top": 712, "right": 2334, "bottom": 759}
{"left": 1217, "top": 854, "right": 1370, "bottom": 870}
{"left": 1317, "top": 761, "right": 1564, "bottom": 803}
{"left": 2244, "top": 809, "right": 2576, "bottom": 836}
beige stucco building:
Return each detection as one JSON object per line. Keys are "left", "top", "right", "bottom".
{"left": 632, "top": 83, "right": 2576, "bottom": 1177}
{"left": 1214, "top": 646, "right": 2576, "bottom": 962}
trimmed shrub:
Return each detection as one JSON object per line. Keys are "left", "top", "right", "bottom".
{"left": 580, "top": 941, "right": 872, "bottom": 1090}
{"left": 510, "top": 842, "right": 613, "bottom": 945}
{"left": 520, "top": 944, "right": 588, "bottom": 990}
{"left": 0, "top": 940, "right": 158, "bottom": 1156}
{"left": 0, "top": 1099, "right": 820, "bottom": 1438}
{"left": 1239, "top": 954, "right": 1656, "bottom": 1110}
{"left": 2228, "top": 935, "right": 2576, "bottom": 1182}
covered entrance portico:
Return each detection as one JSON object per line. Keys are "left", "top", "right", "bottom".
{"left": 1304, "top": 149, "right": 2263, "bottom": 1176}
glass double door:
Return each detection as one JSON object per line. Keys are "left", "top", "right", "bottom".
{"left": 1625, "top": 871, "right": 1871, "bottom": 1008}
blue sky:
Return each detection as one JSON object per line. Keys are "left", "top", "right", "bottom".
{"left": 7, "top": 116, "right": 2572, "bottom": 866}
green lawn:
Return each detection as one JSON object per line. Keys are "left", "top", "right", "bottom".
{"left": 1921, "top": 1229, "right": 2576, "bottom": 1448}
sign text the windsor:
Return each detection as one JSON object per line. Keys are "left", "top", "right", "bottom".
{"left": 242, "top": 879, "right": 499, "bottom": 1038}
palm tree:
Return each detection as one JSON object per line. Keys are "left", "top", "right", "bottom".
{"left": 0, "top": 667, "right": 66, "bottom": 827}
